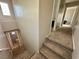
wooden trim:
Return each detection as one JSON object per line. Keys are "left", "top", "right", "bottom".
{"left": 4, "top": 29, "right": 20, "bottom": 33}
{"left": 5, "top": 29, "right": 22, "bottom": 50}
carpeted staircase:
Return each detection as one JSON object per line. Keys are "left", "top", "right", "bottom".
{"left": 32, "top": 28, "right": 73, "bottom": 59}
{"left": 14, "top": 28, "right": 73, "bottom": 59}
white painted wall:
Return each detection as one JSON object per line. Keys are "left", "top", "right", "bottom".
{"left": 0, "top": 25, "right": 12, "bottom": 59}
{"left": 0, "top": 25, "right": 9, "bottom": 49}
{"left": 13, "top": 0, "right": 39, "bottom": 52}
{"left": 72, "top": 7, "right": 79, "bottom": 26}
{"left": 39, "top": 0, "right": 53, "bottom": 47}
{"left": 52, "top": 0, "right": 61, "bottom": 30}
{"left": 72, "top": 9, "right": 79, "bottom": 59}
{"left": 0, "top": 0, "right": 17, "bottom": 59}
{"left": 13, "top": 0, "right": 53, "bottom": 52}
{"left": 57, "top": 6, "right": 65, "bottom": 27}
{"left": 0, "top": 0, "right": 18, "bottom": 31}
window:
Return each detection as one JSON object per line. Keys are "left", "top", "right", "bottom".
{"left": 0, "top": 2, "right": 11, "bottom": 16}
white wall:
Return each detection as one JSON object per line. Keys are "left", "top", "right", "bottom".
{"left": 72, "top": 9, "right": 79, "bottom": 59}
{"left": 0, "top": 25, "right": 9, "bottom": 49}
{"left": 52, "top": 0, "right": 61, "bottom": 30}
{"left": 13, "top": 0, "right": 53, "bottom": 52}
{"left": 0, "top": 51, "right": 12, "bottom": 59}
{"left": 57, "top": 6, "right": 65, "bottom": 27}
{"left": 0, "top": 25, "right": 12, "bottom": 59}
{"left": 0, "top": 0, "right": 18, "bottom": 31}
{"left": 39, "top": 0, "right": 53, "bottom": 47}
{"left": 13, "top": 0, "right": 39, "bottom": 52}
{"left": 0, "top": 0, "right": 17, "bottom": 59}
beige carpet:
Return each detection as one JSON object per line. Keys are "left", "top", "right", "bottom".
{"left": 31, "top": 53, "right": 45, "bottom": 59}
{"left": 14, "top": 50, "right": 32, "bottom": 59}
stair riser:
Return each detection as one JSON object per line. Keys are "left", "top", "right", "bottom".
{"left": 43, "top": 44, "right": 65, "bottom": 59}
{"left": 46, "top": 38, "right": 73, "bottom": 52}
{"left": 39, "top": 51, "right": 48, "bottom": 59}
{"left": 44, "top": 39, "right": 72, "bottom": 59}
{"left": 46, "top": 39, "right": 72, "bottom": 54}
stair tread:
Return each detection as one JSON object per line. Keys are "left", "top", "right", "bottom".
{"left": 44, "top": 40, "right": 72, "bottom": 59}
{"left": 31, "top": 53, "right": 45, "bottom": 59}
{"left": 40, "top": 46, "right": 62, "bottom": 59}
{"left": 48, "top": 31, "right": 73, "bottom": 51}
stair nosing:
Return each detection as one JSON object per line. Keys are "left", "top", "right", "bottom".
{"left": 44, "top": 40, "right": 72, "bottom": 59}
{"left": 40, "top": 49, "right": 48, "bottom": 59}
{"left": 39, "top": 51, "right": 48, "bottom": 59}
{"left": 39, "top": 45, "right": 48, "bottom": 59}
{"left": 40, "top": 46, "right": 64, "bottom": 59}
{"left": 46, "top": 37, "right": 73, "bottom": 52}
{"left": 43, "top": 44, "right": 65, "bottom": 59}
